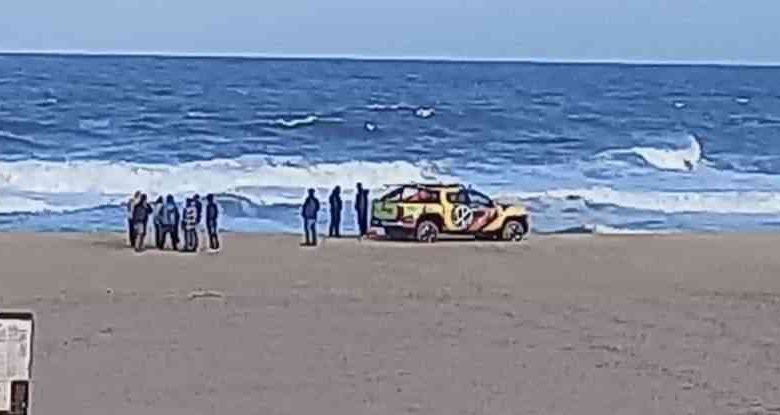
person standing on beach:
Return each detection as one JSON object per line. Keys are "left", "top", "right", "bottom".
{"left": 126, "top": 190, "right": 141, "bottom": 247}
{"left": 152, "top": 196, "right": 164, "bottom": 249}
{"left": 192, "top": 194, "right": 204, "bottom": 251}
{"left": 181, "top": 198, "right": 191, "bottom": 251}
{"left": 205, "top": 194, "right": 220, "bottom": 251}
{"left": 131, "top": 193, "right": 153, "bottom": 252}
{"left": 182, "top": 198, "right": 199, "bottom": 252}
{"left": 328, "top": 186, "right": 342, "bottom": 237}
{"left": 354, "top": 182, "right": 369, "bottom": 237}
{"left": 160, "top": 195, "right": 180, "bottom": 250}
{"left": 301, "top": 188, "right": 320, "bottom": 246}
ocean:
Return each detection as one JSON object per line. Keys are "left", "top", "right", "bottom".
{"left": 1, "top": 54, "right": 779, "bottom": 234}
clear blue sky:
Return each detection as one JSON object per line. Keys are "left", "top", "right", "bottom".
{"left": 1, "top": 0, "right": 778, "bottom": 63}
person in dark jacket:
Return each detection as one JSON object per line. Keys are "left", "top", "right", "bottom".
{"left": 192, "top": 194, "right": 204, "bottom": 251}
{"left": 354, "top": 182, "right": 370, "bottom": 237}
{"left": 131, "top": 193, "right": 153, "bottom": 252}
{"left": 159, "top": 195, "right": 180, "bottom": 250}
{"left": 301, "top": 188, "right": 320, "bottom": 246}
{"left": 328, "top": 186, "right": 342, "bottom": 237}
{"left": 152, "top": 196, "right": 164, "bottom": 249}
{"left": 205, "top": 194, "right": 220, "bottom": 251}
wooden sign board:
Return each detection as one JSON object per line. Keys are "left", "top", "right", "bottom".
{"left": 0, "top": 312, "right": 34, "bottom": 415}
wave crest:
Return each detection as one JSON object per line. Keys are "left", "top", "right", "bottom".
{"left": 506, "top": 186, "right": 780, "bottom": 215}
{"left": 0, "top": 157, "right": 452, "bottom": 213}
{"left": 271, "top": 115, "right": 319, "bottom": 128}
{"left": 596, "top": 134, "right": 702, "bottom": 171}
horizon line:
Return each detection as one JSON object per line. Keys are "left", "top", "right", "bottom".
{"left": 2, "top": 49, "right": 780, "bottom": 68}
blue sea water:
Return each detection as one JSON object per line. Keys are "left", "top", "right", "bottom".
{"left": 1, "top": 54, "right": 780, "bottom": 234}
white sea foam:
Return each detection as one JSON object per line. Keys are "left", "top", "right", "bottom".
{"left": 415, "top": 107, "right": 435, "bottom": 119}
{"left": 0, "top": 130, "right": 33, "bottom": 144}
{"left": 364, "top": 122, "right": 377, "bottom": 132}
{"left": 366, "top": 103, "right": 413, "bottom": 111}
{"left": 271, "top": 115, "right": 319, "bottom": 128}
{"left": 502, "top": 187, "right": 780, "bottom": 215}
{"left": 78, "top": 118, "right": 111, "bottom": 130}
{"left": 736, "top": 97, "right": 751, "bottom": 104}
{"left": 590, "top": 224, "right": 677, "bottom": 235}
{"left": 596, "top": 134, "right": 702, "bottom": 171}
{"left": 0, "top": 157, "right": 452, "bottom": 213}
{"left": 185, "top": 111, "right": 219, "bottom": 119}
{"left": 0, "top": 195, "right": 60, "bottom": 214}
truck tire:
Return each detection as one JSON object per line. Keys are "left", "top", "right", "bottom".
{"left": 415, "top": 220, "right": 440, "bottom": 243}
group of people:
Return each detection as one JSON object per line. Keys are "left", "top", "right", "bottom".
{"left": 300, "top": 182, "right": 370, "bottom": 246}
{"left": 127, "top": 192, "right": 221, "bottom": 253}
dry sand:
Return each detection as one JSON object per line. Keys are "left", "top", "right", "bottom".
{"left": 2, "top": 232, "right": 780, "bottom": 414}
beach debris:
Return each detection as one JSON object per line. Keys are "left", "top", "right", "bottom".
{"left": 187, "top": 289, "right": 225, "bottom": 300}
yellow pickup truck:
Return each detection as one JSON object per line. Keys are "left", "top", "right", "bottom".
{"left": 371, "top": 183, "right": 529, "bottom": 242}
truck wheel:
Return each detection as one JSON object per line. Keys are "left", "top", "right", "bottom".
{"left": 416, "top": 220, "right": 439, "bottom": 243}
{"left": 501, "top": 219, "right": 526, "bottom": 242}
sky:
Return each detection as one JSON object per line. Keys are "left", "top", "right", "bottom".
{"left": 1, "top": 0, "right": 779, "bottom": 63}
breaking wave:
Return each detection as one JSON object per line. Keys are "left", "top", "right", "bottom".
{"left": 506, "top": 187, "right": 780, "bottom": 215}
{"left": 0, "top": 157, "right": 452, "bottom": 214}
{"left": 596, "top": 134, "right": 703, "bottom": 171}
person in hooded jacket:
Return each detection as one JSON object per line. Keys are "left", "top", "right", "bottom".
{"left": 159, "top": 195, "right": 180, "bottom": 250}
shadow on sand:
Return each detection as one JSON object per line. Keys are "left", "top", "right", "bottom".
{"left": 89, "top": 237, "right": 133, "bottom": 251}
{"left": 362, "top": 235, "right": 528, "bottom": 245}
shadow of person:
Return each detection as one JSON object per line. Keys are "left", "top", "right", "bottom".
{"left": 89, "top": 236, "right": 133, "bottom": 251}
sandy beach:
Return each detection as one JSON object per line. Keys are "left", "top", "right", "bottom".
{"left": 3, "top": 232, "right": 780, "bottom": 414}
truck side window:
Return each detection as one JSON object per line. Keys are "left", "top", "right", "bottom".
{"left": 468, "top": 190, "right": 493, "bottom": 207}
{"left": 447, "top": 191, "right": 469, "bottom": 204}
{"left": 382, "top": 188, "right": 403, "bottom": 202}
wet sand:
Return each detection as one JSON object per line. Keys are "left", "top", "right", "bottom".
{"left": 2, "top": 232, "right": 780, "bottom": 414}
